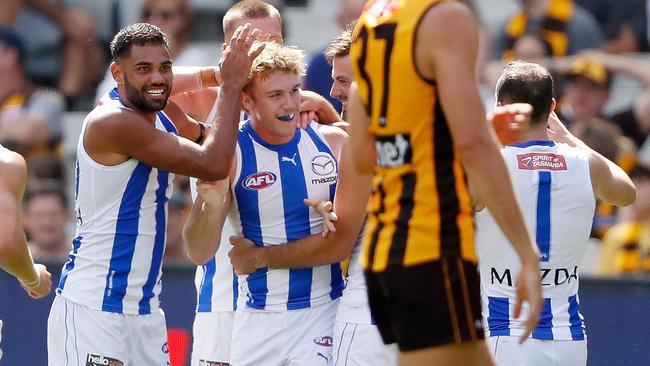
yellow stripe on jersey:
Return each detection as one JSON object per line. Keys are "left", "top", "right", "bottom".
{"left": 352, "top": 0, "right": 476, "bottom": 272}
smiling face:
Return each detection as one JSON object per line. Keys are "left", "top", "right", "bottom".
{"left": 112, "top": 43, "right": 173, "bottom": 112}
{"left": 242, "top": 71, "right": 301, "bottom": 144}
{"left": 330, "top": 55, "right": 353, "bottom": 114}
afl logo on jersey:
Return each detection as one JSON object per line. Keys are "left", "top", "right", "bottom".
{"left": 311, "top": 153, "right": 336, "bottom": 176}
{"left": 243, "top": 171, "right": 277, "bottom": 190}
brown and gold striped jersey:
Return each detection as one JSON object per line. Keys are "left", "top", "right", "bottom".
{"left": 350, "top": 0, "right": 476, "bottom": 272}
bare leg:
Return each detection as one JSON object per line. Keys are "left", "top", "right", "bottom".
{"left": 399, "top": 340, "right": 496, "bottom": 366}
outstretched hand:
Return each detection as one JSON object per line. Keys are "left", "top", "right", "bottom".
{"left": 20, "top": 264, "right": 52, "bottom": 299}
{"left": 219, "top": 23, "right": 267, "bottom": 89}
{"left": 514, "top": 260, "right": 543, "bottom": 343}
{"left": 304, "top": 199, "right": 338, "bottom": 237}
{"left": 546, "top": 111, "right": 576, "bottom": 146}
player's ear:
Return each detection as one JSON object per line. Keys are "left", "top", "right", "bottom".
{"left": 110, "top": 62, "right": 124, "bottom": 85}
{"left": 550, "top": 98, "right": 556, "bottom": 112}
{"left": 241, "top": 90, "right": 254, "bottom": 112}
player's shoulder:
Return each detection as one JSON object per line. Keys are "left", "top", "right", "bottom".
{"left": 312, "top": 123, "right": 348, "bottom": 151}
{"left": 418, "top": 1, "right": 477, "bottom": 38}
{"left": 0, "top": 148, "right": 27, "bottom": 196}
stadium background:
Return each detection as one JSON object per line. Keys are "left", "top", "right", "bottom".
{"left": 1, "top": 0, "right": 649, "bottom": 365}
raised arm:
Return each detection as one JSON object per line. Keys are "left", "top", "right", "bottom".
{"left": 547, "top": 111, "right": 636, "bottom": 206}
{"left": 424, "top": 2, "right": 541, "bottom": 341}
{"left": 183, "top": 178, "right": 232, "bottom": 265}
{"left": 87, "top": 25, "right": 264, "bottom": 181}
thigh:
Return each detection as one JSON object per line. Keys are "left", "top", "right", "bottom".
{"left": 230, "top": 309, "right": 286, "bottom": 366}
{"left": 334, "top": 322, "right": 397, "bottom": 366}
{"left": 488, "top": 336, "right": 526, "bottom": 366}
{"left": 399, "top": 340, "right": 495, "bottom": 366}
{"left": 367, "top": 258, "right": 484, "bottom": 352}
{"left": 48, "top": 296, "right": 128, "bottom": 366}
{"left": 129, "top": 309, "right": 169, "bottom": 366}
{"left": 289, "top": 301, "right": 338, "bottom": 366}
{"left": 554, "top": 340, "right": 587, "bottom": 366}
{"left": 192, "top": 312, "right": 235, "bottom": 366}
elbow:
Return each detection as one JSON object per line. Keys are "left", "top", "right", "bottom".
{"left": 199, "top": 165, "right": 230, "bottom": 181}
{"left": 186, "top": 249, "right": 214, "bottom": 266}
{"left": 619, "top": 185, "right": 637, "bottom": 207}
{"left": 457, "top": 137, "right": 495, "bottom": 162}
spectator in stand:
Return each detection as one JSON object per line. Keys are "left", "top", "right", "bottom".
{"left": 491, "top": 0, "right": 603, "bottom": 61}
{"left": 560, "top": 53, "right": 650, "bottom": 148}
{"left": 575, "top": 0, "right": 648, "bottom": 53}
{"left": 303, "top": 0, "right": 365, "bottom": 114}
{"left": 22, "top": 185, "right": 71, "bottom": 261}
{"left": 599, "top": 164, "right": 650, "bottom": 275}
{"left": 95, "top": 0, "right": 214, "bottom": 102}
{"left": 0, "top": 26, "right": 65, "bottom": 166}
{"left": 0, "top": 0, "right": 104, "bottom": 103}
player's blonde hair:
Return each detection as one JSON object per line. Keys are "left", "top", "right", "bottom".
{"left": 243, "top": 42, "right": 306, "bottom": 92}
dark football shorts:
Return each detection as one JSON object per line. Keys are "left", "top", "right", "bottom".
{"left": 364, "top": 256, "right": 484, "bottom": 351}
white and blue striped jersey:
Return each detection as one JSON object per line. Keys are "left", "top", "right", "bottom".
{"left": 230, "top": 121, "right": 344, "bottom": 311}
{"left": 476, "top": 140, "right": 594, "bottom": 341}
{"left": 56, "top": 89, "right": 177, "bottom": 315}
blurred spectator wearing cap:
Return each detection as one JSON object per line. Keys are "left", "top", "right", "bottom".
{"left": 599, "top": 164, "right": 650, "bottom": 275}
{"left": 0, "top": 25, "right": 65, "bottom": 174}
{"left": 575, "top": 0, "right": 648, "bottom": 53}
{"left": 0, "top": 0, "right": 104, "bottom": 104}
{"left": 22, "top": 184, "right": 71, "bottom": 261}
{"left": 558, "top": 55, "right": 644, "bottom": 238}
{"left": 491, "top": 0, "right": 604, "bottom": 61}
{"left": 95, "top": 0, "right": 214, "bottom": 103}
{"left": 560, "top": 53, "right": 650, "bottom": 149}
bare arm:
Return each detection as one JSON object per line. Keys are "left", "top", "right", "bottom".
{"left": 424, "top": 3, "right": 541, "bottom": 341}
{"left": 347, "top": 82, "right": 376, "bottom": 174}
{"left": 183, "top": 179, "right": 232, "bottom": 265}
{"left": 171, "top": 66, "right": 221, "bottom": 96}
{"left": 427, "top": 4, "right": 538, "bottom": 265}
{"left": 547, "top": 112, "right": 636, "bottom": 206}
{"left": 229, "top": 139, "right": 372, "bottom": 271}
{"left": 87, "top": 25, "right": 264, "bottom": 180}
{"left": 170, "top": 88, "right": 219, "bottom": 122}
{"left": 0, "top": 151, "right": 52, "bottom": 298}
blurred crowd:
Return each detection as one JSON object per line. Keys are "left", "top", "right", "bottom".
{"left": 0, "top": 0, "right": 648, "bottom": 275}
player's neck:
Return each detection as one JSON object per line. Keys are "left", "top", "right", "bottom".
{"left": 518, "top": 124, "right": 550, "bottom": 143}
{"left": 251, "top": 118, "right": 295, "bottom": 145}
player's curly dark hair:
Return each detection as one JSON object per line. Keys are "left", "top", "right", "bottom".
{"left": 110, "top": 23, "right": 169, "bottom": 61}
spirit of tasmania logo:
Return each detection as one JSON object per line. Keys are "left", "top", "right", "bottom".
{"left": 517, "top": 153, "right": 567, "bottom": 171}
